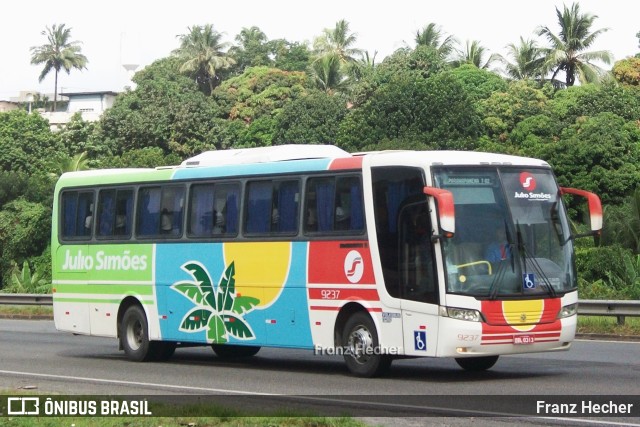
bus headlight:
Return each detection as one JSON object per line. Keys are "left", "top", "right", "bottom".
{"left": 558, "top": 303, "right": 577, "bottom": 319}
{"left": 441, "top": 306, "right": 482, "bottom": 322}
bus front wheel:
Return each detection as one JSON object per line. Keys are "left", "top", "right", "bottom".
{"left": 455, "top": 355, "right": 499, "bottom": 371}
{"left": 120, "top": 305, "right": 153, "bottom": 362}
{"left": 342, "top": 312, "right": 391, "bottom": 377}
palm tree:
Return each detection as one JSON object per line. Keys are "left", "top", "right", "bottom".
{"left": 453, "top": 40, "right": 500, "bottom": 70}
{"left": 229, "top": 26, "right": 272, "bottom": 72}
{"left": 313, "top": 19, "right": 363, "bottom": 65}
{"left": 172, "top": 24, "right": 236, "bottom": 95}
{"left": 30, "top": 24, "right": 88, "bottom": 112}
{"left": 536, "top": 3, "right": 612, "bottom": 86}
{"left": 414, "top": 23, "right": 457, "bottom": 61}
{"left": 500, "top": 37, "right": 546, "bottom": 80}
{"left": 309, "top": 54, "right": 348, "bottom": 94}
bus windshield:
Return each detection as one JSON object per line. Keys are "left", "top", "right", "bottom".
{"left": 433, "top": 167, "right": 575, "bottom": 298}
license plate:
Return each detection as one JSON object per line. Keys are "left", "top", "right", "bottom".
{"left": 514, "top": 335, "right": 535, "bottom": 344}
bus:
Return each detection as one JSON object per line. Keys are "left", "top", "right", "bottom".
{"left": 51, "top": 145, "right": 601, "bottom": 377}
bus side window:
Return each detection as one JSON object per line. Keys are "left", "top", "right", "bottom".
{"left": 61, "top": 191, "right": 94, "bottom": 239}
{"left": 304, "top": 176, "right": 364, "bottom": 234}
{"left": 96, "top": 189, "right": 133, "bottom": 239}
{"left": 137, "top": 186, "right": 184, "bottom": 238}
{"left": 245, "top": 180, "right": 299, "bottom": 235}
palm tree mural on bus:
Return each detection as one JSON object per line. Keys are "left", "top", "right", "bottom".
{"left": 171, "top": 261, "right": 260, "bottom": 343}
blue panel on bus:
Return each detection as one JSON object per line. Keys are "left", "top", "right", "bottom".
{"left": 155, "top": 241, "right": 313, "bottom": 348}
{"left": 172, "top": 159, "right": 332, "bottom": 180}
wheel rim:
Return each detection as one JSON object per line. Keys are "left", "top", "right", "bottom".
{"left": 126, "top": 319, "right": 143, "bottom": 351}
{"left": 347, "top": 324, "right": 373, "bottom": 364}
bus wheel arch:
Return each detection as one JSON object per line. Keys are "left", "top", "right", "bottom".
{"left": 334, "top": 303, "right": 391, "bottom": 377}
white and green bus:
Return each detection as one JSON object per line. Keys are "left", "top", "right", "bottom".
{"left": 52, "top": 145, "right": 601, "bottom": 377}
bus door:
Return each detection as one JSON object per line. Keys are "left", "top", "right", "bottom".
{"left": 371, "top": 167, "right": 439, "bottom": 357}
{"left": 397, "top": 199, "right": 440, "bottom": 357}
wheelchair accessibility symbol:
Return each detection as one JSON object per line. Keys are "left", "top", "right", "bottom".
{"left": 414, "top": 330, "right": 427, "bottom": 351}
{"left": 523, "top": 273, "right": 536, "bottom": 289}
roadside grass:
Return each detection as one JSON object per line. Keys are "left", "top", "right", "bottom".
{"left": 0, "top": 306, "right": 52, "bottom": 318}
{"left": 577, "top": 315, "right": 640, "bottom": 336}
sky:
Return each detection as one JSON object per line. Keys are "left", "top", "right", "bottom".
{"left": 1, "top": 0, "right": 638, "bottom": 100}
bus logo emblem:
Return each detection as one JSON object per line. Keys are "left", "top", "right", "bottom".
{"left": 519, "top": 172, "right": 536, "bottom": 191}
{"left": 344, "top": 250, "right": 364, "bottom": 283}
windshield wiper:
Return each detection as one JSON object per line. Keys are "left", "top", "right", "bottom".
{"left": 488, "top": 222, "right": 515, "bottom": 300}
{"left": 516, "top": 223, "right": 557, "bottom": 298}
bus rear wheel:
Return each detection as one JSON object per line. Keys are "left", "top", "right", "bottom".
{"left": 211, "top": 344, "right": 261, "bottom": 359}
{"left": 120, "top": 305, "right": 153, "bottom": 362}
{"left": 455, "top": 355, "right": 499, "bottom": 371}
{"left": 342, "top": 312, "right": 391, "bottom": 377}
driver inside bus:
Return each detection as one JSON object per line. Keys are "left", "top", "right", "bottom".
{"left": 485, "top": 226, "right": 511, "bottom": 263}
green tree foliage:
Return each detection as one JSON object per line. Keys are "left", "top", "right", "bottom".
{"left": 0, "top": 110, "right": 62, "bottom": 174}
{"left": 0, "top": 198, "right": 51, "bottom": 288}
{"left": 349, "top": 46, "right": 448, "bottom": 107}
{"left": 601, "top": 188, "right": 640, "bottom": 253}
{"left": 539, "top": 112, "right": 640, "bottom": 205}
{"left": 30, "top": 23, "right": 88, "bottom": 111}
{"left": 499, "top": 37, "right": 546, "bottom": 80}
{"left": 453, "top": 40, "right": 500, "bottom": 70}
{"left": 271, "top": 40, "right": 311, "bottom": 72}
{"left": 414, "top": 23, "right": 457, "bottom": 61}
{"left": 449, "top": 64, "right": 508, "bottom": 102}
{"left": 274, "top": 92, "right": 348, "bottom": 144}
{"left": 548, "top": 82, "right": 640, "bottom": 126}
{"left": 172, "top": 24, "right": 236, "bottom": 95}
{"left": 612, "top": 57, "right": 640, "bottom": 86}
{"left": 537, "top": 2, "right": 612, "bottom": 86}
{"left": 209, "top": 66, "right": 310, "bottom": 147}
{"left": 337, "top": 72, "right": 481, "bottom": 151}
{"left": 2, "top": 261, "right": 50, "bottom": 294}
{"left": 228, "top": 26, "right": 273, "bottom": 73}
{"left": 479, "top": 80, "right": 549, "bottom": 140}
{"left": 102, "top": 147, "right": 182, "bottom": 169}
{"left": 98, "top": 57, "right": 220, "bottom": 156}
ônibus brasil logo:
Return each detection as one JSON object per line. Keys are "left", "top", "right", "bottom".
{"left": 344, "top": 250, "right": 364, "bottom": 283}
{"left": 519, "top": 172, "right": 536, "bottom": 191}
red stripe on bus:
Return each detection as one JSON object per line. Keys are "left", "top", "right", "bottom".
{"left": 308, "top": 288, "right": 379, "bottom": 301}
{"left": 310, "top": 306, "right": 382, "bottom": 312}
{"left": 329, "top": 157, "right": 363, "bottom": 170}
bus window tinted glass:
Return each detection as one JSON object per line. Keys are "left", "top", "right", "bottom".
{"left": 245, "top": 180, "right": 299, "bottom": 234}
{"left": 137, "top": 186, "right": 185, "bottom": 237}
{"left": 61, "top": 191, "right": 94, "bottom": 239}
{"left": 305, "top": 176, "right": 364, "bottom": 234}
{"left": 188, "top": 183, "right": 240, "bottom": 237}
{"left": 96, "top": 189, "right": 133, "bottom": 238}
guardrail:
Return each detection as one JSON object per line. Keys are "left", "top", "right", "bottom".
{"left": 577, "top": 299, "right": 640, "bottom": 325}
{"left": 0, "top": 295, "right": 638, "bottom": 324}
{"left": 0, "top": 293, "right": 52, "bottom": 306}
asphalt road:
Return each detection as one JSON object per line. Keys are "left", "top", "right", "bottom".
{"left": 1, "top": 319, "right": 639, "bottom": 426}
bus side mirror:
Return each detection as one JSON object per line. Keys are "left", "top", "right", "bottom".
{"left": 423, "top": 186, "right": 455, "bottom": 238}
{"left": 560, "top": 187, "right": 603, "bottom": 235}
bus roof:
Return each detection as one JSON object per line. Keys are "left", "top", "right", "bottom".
{"left": 181, "top": 144, "right": 350, "bottom": 167}
{"left": 56, "top": 147, "right": 550, "bottom": 188}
